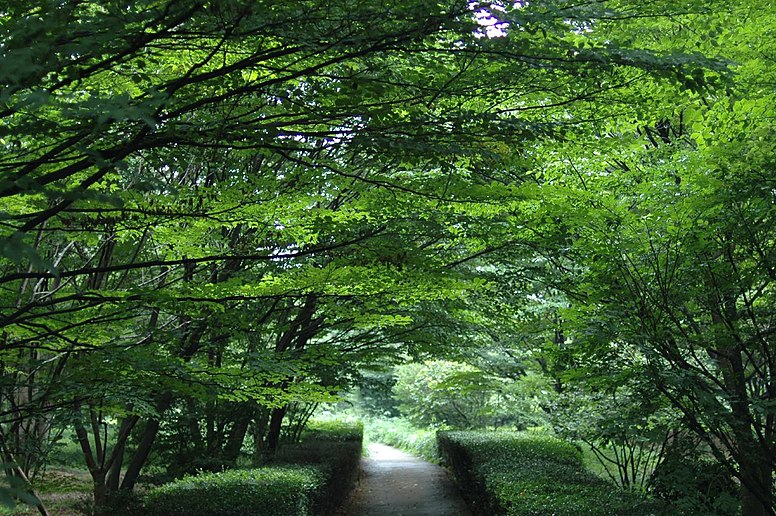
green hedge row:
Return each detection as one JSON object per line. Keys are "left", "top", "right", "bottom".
{"left": 302, "top": 420, "right": 364, "bottom": 442}
{"left": 279, "top": 420, "right": 363, "bottom": 515}
{"left": 144, "top": 420, "right": 362, "bottom": 516}
{"left": 437, "top": 431, "right": 667, "bottom": 516}
{"left": 143, "top": 466, "right": 323, "bottom": 516}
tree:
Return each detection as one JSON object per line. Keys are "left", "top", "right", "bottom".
{"left": 523, "top": 1, "right": 776, "bottom": 510}
{"left": 0, "top": 0, "right": 724, "bottom": 509}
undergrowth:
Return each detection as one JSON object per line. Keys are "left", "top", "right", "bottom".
{"left": 363, "top": 417, "right": 439, "bottom": 463}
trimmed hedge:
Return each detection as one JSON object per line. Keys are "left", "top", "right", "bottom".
{"left": 278, "top": 420, "right": 363, "bottom": 514}
{"left": 143, "top": 466, "right": 323, "bottom": 516}
{"left": 144, "top": 420, "right": 363, "bottom": 516}
{"left": 302, "top": 420, "right": 364, "bottom": 442}
{"left": 438, "top": 431, "right": 668, "bottom": 516}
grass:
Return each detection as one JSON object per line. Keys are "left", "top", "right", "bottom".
{"left": 0, "top": 467, "right": 93, "bottom": 516}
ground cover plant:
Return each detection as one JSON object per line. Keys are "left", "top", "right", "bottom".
{"left": 438, "top": 431, "right": 668, "bottom": 516}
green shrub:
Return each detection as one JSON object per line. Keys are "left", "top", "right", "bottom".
{"left": 276, "top": 421, "right": 363, "bottom": 515}
{"left": 440, "top": 431, "right": 583, "bottom": 465}
{"left": 648, "top": 440, "right": 738, "bottom": 515}
{"left": 438, "top": 431, "right": 668, "bottom": 516}
{"left": 302, "top": 420, "right": 364, "bottom": 442}
{"left": 144, "top": 420, "right": 364, "bottom": 516}
{"left": 143, "top": 466, "right": 323, "bottom": 516}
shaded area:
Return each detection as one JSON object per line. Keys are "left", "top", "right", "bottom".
{"left": 339, "top": 443, "right": 471, "bottom": 516}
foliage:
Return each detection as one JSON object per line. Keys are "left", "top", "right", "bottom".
{"left": 4, "top": 0, "right": 645, "bottom": 501}
{"left": 393, "top": 361, "right": 494, "bottom": 429}
{"left": 438, "top": 431, "right": 667, "bottom": 516}
{"left": 647, "top": 437, "right": 739, "bottom": 515}
{"left": 0, "top": 0, "right": 762, "bottom": 511}
{"left": 550, "top": 387, "right": 677, "bottom": 491}
{"left": 143, "top": 466, "right": 324, "bottom": 516}
{"left": 273, "top": 420, "right": 363, "bottom": 516}
{"left": 301, "top": 420, "right": 364, "bottom": 443}
{"left": 352, "top": 372, "right": 400, "bottom": 418}
{"left": 514, "top": 1, "right": 776, "bottom": 511}
{"left": 364, "top": 417, "right": 439, "bottom": 463}
{"left": 392, "top": 360, "right": 546, "bottom": 430}
{"left": 144, "top": 419, "right": 362, "bottom": 515}
{"left": 0, "top": 466, "right": 44, "bottom": 512}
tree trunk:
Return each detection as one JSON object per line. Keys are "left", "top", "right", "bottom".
{"left": 92, "top": 471, "right": 107, "bottom": 508}
{"left": 706, "top": 288, "right": 774, "bottom": 515}
{"left": 120, "top": 419, "right": 159, "bottom": 490}
{"left": 120, "top": 395, "right": 172, "bottom": 490}
{"left": 266, "top": 406, "right": 287, "bottom": 455}
{"left": 223, "top": 410, "right": 252, "bottom": 464}
{"left": 252, "top": 410, "right": 270, "bottom": 466}
{"left": 74, "top": 416, "right": 109, "bottom": 509}
{"left": 737, "top": 445, "right": 773, "bottom": 516}
{"left": 106, "top": 416, "right": 134, "bottom": 491}
{"left": 205, "top": 401, "right": 219, "bottom": 456}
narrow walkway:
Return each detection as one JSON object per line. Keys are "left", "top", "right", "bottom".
{"left": 339, "top": 443, "right": 472, "bottom": 516}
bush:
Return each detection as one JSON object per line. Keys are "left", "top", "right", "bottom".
{"left": 648, "top": 439, "right": 738, "bottom": 515}
{"left": 145, "top": 420, "right": 364, "bottom": 516}
{"left": 438, "top": 431, "right": 668, "bottom": 516}
{"left": 143, "top": 466, "right": 323, "bottom": 516}
{"left": 302, "top": 420, "right": 364, "bottom": 442}
{"left": 277, "top": 421, "right": 363, "bottom": 514}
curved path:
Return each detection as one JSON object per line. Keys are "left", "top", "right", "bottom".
{"left": 339, "top": 443, "right": 472, "bottom": 516}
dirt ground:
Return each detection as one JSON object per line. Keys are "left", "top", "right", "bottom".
{"left": 338, "top": 443, "right": 472, "bottom": 516}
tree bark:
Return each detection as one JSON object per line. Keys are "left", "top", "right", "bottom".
{"left": 106, "top": 416, "right": 135, "bottom": 491}
{"left": 120, "top": 395, "right": 172, "bottom": 490}
{"left": 252, "top": 410, "right": 270, "bottom": 466}
{"left": 736, "top": 436, "right": 773, "bottom": 516}
{"left": 708, "top": 286, "right": 774, "bottom": 516}
{"left": 92, "top": 471, "right": 107, "bottom": 509}
{"left": 223, "top": 409, "right": 253, "bottom": 464}
{"left": 265, "top": 406, "right": 287, "bottom": 455}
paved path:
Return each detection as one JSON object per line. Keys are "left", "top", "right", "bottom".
{"left": 339, "top": 443, "right": 472, "bottom": 516}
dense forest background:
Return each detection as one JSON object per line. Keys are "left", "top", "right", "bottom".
{"left": 0, "top": 0, "right": 774, "bottom": 514}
